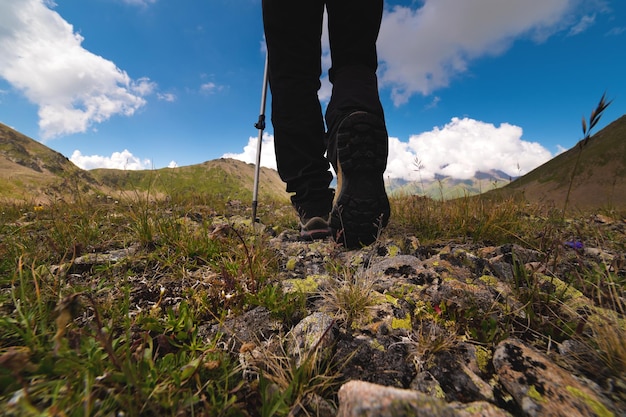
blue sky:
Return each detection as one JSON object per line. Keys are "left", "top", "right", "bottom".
{"left": 1, "top": 0, "right": 625, "bottom": 182}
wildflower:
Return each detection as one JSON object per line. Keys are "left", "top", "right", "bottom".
{"left": 564, "top": 240, "right": 584, "bottom": 250}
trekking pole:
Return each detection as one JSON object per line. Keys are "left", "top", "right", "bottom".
{"left": 252, "top": 52, "right": 269, "bottom": 223}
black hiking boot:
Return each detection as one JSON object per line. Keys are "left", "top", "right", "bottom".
{"left": 299, "top": 216, "right": 332, "bottom": 241}
{"left": 330, "top": 111, "right": 390, "bottom": 249}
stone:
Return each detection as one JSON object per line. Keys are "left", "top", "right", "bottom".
{"left": 337, "top": 380, "right": 456, "bottom": 417}
{"left": 287, "top": 312, "right": 337, "bottom": 367}
{"left": 493, "top": 338, "right": 617, "bottom": 417}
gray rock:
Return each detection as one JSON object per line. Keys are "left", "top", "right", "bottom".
{"left": 337, "top": 380, "right": 456, "bottom": 417}
{"left": 367, "top": 255, "right": 426, "bottom": 277}
{"left": 206, "top": 306, "right": 283, "bottom": 352}
{"left": 410, "top": 371, "right": 446, "bottom": 399}
{"left": 338, "top": 380, "right": 513, "bottom": 417}
{"left": 448, "top": 401, "right": 514, "bottom": 417}
{"left": 287, "top": 312, "right": 337, "bottom": 367}
{"left": 335, "top": 332, "right": 416, "bottom": 388}
{"left": 493, "top": 338, "right": 618, "bottom": 417}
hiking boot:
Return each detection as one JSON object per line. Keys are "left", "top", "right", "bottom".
{"left": 300, "top": 215, "right": 332, "bottom": 241}
{"left": 330, "top": 111, "right": 390, "bottom": 249}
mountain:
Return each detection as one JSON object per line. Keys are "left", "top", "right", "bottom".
{"left": 0, "top": 123, "right": 289, "bottom": 204}
{"left": 89, "top": 158, "right": 289, "bottom": 203}
{"left": 0, "top": 122, "right": 98, "bottom": 201}
{"left": 386, "top": 169, "right": 515, "bottom": 200}
{"left": 491, "top": 114, "right": 626, "bottom": 210}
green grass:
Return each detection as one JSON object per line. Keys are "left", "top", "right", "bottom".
{"left": 1, "top": 179, "right": 624, "bottom": 415}
{"left": 0, "top": 193, "right": 282, "bottom": 416}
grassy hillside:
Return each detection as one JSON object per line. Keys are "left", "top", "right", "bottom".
{"left": 0, "top": 123, "right": 96, "bottom": 201}
{"left": 495, "top": 114, "right": 626, "bottom": 210}
{"left": 89, "top": 158, "right": 289, "bottom": 204}
{"left": 0, "top": 123, "right": 289, "bottom": 205}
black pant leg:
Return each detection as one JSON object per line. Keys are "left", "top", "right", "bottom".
{"left": 262, "top": 0, "right": 334, "bottom": 218}
{"left": 324, "top": 0, "right": 386, "bottom": 169}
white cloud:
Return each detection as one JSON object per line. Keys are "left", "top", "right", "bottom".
{"left": 606, "top": 26, "right": 626, "bottom": 36}
{"left": 157, "top": 92, "right": 176, "bottom": 102}
{"left": 167, "top": 160, "right": 178, "bottom": 168}
{"left": 568, "top": 14, "right": 596, "bottom": 36}
{"left": 0, "top": 0, "right": 153, "bottom": 139}
{"left": 386, "top": 118, "right": 553, "bottom": 181}
{"left": 225, "top": 118, "right": 553, "bottom": 182}
{"left": 131, "top": 77, "right": 157, "bottom": 96}
{"left": 377, "top": 0, "right": 576, "bottom": 105}
{"left": 222, "top": 133, "right": 278, "bottom": 171}
{"left": 71, "top": 149, "right": 152, "bottom": 170}
{"left": 425, "top": 96, "right": 441, "bottom": 109}
{"left": 119, "top": 0, "right": 156, "bottom": 6}
{"left": 200, "top": 82, "right": 224, "bottom": 95}
{"left": 555, "top": 144, "right": 568, "bottom": 155}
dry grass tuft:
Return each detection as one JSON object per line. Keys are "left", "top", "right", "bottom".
{"left": 319, "top": 268, "right": 379, "bottom": 327}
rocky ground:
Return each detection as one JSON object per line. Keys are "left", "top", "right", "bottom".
{"left": 57, "top": 211, "right": 626, "bottom": 417}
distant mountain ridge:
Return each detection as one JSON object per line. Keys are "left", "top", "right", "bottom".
{"left": 386, "top": 169, "right": 515, "bottom": 199}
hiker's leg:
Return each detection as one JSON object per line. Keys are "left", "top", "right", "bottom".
{"left": 262, "top": 0, "right": 334, "bottom": 218}
{"left": 324, "top": 0, "right": 386, "bottom": 169}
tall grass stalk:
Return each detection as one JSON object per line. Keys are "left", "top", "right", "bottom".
{"left": 562, "top": 92, "right": 612, "bottom": 219}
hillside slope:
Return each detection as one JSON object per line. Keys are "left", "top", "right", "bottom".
{"left": 90, "top": 158, "right": 289, "bottom": 203}
{"left": 0, "top": 123, "right": 96, "bottom": 201}
{"left": 0, "top": 123, "right": 289, "bottom": 204}
{"left": 493, "top": 114, "right": 626, "bottom": 210}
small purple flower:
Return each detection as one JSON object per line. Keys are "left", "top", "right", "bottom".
{"left": 564, "top": 240, "right": 584, "bottom": 250}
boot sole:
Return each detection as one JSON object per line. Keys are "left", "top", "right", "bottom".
{"left": 330, "top": 112, "right": 390, "bottom": 249}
